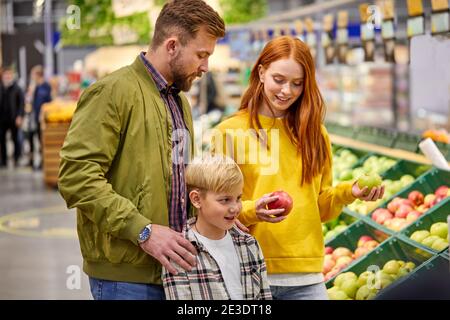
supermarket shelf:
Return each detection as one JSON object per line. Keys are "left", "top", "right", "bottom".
{"left": 330, "top": 134, "right": 450, "bottom": 166}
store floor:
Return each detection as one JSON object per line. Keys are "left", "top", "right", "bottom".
{"left": 0, "top": 167, "right": 91, "bottom": 299}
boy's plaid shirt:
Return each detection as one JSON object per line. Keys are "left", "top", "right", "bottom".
{"left": 162, "top": 217, "right": 272, "bottom": 300}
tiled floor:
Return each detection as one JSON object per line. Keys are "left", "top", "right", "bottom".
{"left": 0, "top": 167, "right": 91, "bottom": 299}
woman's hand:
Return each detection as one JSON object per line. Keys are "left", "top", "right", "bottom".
{"left": 352, "top": 182, "right": 385, "bottom": 201}
{"left": 255, "top": 193, "right": 287, "bottom": 223}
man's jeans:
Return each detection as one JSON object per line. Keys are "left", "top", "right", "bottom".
{"left": 89, "top": 277, "right": 165, "bottom": 300}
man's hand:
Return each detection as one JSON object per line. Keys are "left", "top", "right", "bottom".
{"left": 255, "top": 193, "right": 287, "bottom": 223}
{"left": 352, "top": 182, "right": 385, "bottom": 201}
{"left": 139, "top": 224, "right": 197, "bottom": 275}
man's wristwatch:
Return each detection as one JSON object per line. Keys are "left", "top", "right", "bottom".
{"left": 138, "top": 224, "right": 152, "bottom": 244}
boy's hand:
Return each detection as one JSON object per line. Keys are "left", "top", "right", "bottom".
{"left": 139, "top": 224, "right": 197, "bottom": 275}
{"left": 255, "top": 193, "right": 287, "bottom": 223}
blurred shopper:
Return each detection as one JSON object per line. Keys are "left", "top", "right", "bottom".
{"left": 213, "top": 36, "right": 385, "bottom": 300}
{"left": 30, "top": 65, "right": 52, "bottom": 169}
{"left": 58, "top": 0, "right": 225, "bottom": 300}
{"left": 198, "top": 71, "right": 225, "bottom": 115}
{"left": 0, "top": 67, "right": 25, "bottom": 168}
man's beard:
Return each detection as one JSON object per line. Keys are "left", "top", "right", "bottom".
{"left": 169, "top": 56, "right": 201, "bottom": 92}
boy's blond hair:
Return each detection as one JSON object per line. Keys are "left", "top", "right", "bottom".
{"left": 185, "top": 154, "right": 243, "bottom": 194}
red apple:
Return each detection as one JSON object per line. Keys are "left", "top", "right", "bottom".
{"left": 372, "top": 208, "right": 391, "bottom": 221}
{"left": 395, "top": 204, "right": 413, "bottom": 219}
{"left": 363, "top": 240, "right": 379, "bottom": 250}
{"left": 335, "top": 256, "right": 353, "bottom": 269}
{"left": 387, "top": 197, "right": 402, "bottom": 213}
{"left": 267, "top": 190, "right": 293, "bottom": 215}
{"left": 406, "top": 210, "right": 421, "bottom": 223}
{"left": 408, "top": 191, "right": 424, "bottom": 206}
{"left": 416, "top": 204, "right": 428, "bottom": 214}
{"left": 424, "top": 194, "right": 437, "bottom": 208}
{"left": 357, "top": 235, "right": 374, "bottom": 248}
{"left": 324, "top": 267, "right": 341, "bottom": 281}
{"left": 325, "top": 246, "right": 334, "bottom": 255}
{"left": 354, "top": 246, "right": 370, "bottom": 259}
{"left": 332, "top": 247, "right": 353, "bottom": 260}
{"left": 323, "top": 256, "right": 336, "bottom": 274}
{"left": 434, "top": 186, "right": 449, "bottom": 198}
{"left": 373, "top": 210, "right": 393, "bottom": 225}
{"left": 398, "top": 199, "right": 414, "bottom": 207}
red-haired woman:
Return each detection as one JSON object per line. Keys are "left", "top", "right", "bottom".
{"left": 212, "top": 36, "right": 384, "bottom": 299}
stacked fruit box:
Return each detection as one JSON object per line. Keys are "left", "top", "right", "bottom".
{"left": 325, "top": 143, "right": 450, "bottom": 300}
{"left": 41, "top": 100, "right": 76, "bottom": 188}
{"left": 42, "top": 122, "right": 71, "bottom": 187}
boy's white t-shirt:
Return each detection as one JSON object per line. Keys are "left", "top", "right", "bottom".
{"left": 192, "top": 230, "right": 244, "bottom": 300}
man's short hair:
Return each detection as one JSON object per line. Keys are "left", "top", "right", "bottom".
{"left": 151, "top": 0, "right": 225, "bottom": 49}
{"left": 185, "top": 154, "right": 243, "bottom": 195}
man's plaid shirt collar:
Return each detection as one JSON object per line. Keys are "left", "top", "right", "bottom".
{"left": 139, "top": 52, "right": 180, "bottom": 96}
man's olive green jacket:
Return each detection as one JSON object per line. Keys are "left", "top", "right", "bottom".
{"left": 58, "top": 57, "right": 194, "bottom": 284}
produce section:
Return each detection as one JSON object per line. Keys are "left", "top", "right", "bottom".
{"left": 324, "top": 133, "right": 450, "bottom": 300}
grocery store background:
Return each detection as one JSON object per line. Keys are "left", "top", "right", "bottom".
{"left": 0, "top": 0, "right": 449, "bottom": 300}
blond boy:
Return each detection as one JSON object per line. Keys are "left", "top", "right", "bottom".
{"left": 162, "top": 155, "right": 271, "bottom": 300}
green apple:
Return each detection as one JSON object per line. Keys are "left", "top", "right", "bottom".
{"left": 431, "top": 238, "right": 449, "bottom": 251}
{"left": 400, "top": 175, "right": 415, "bottom": 185}
{"left": 404, "top": 262, "right": 416, "bottom": 272}
{"left": 357, "top": 173, "right": 382, "bottom": 195}
{"left": 322, "top": 224, "right": 328, "bottom": 235}
{"left": 410, "top": 230, "right": 430, "bottom": 243}
{"left": 339, "top": 169, "right": 353, "bottom": 181}
{"left": 340, "top": 279, "right": 359, "bottom": 299}
{"left": 422, "top": 235, "right": 441, "bottom": 248}
{"left": 383, "top": 260, "right": 401, "bottom": 275}
{"left": 430, "top": 222, "right": 448, "bottom": 240}
{"left": 374, "top": 271, "right": 394, "bottom": 289}
{"left": 334, "top": 272, "right": 357, "bottom": 288}
{"left": 355, "top": 285, "right": 377, "bottom": 300}
{"left": 334, "top": 225, "right": 348, "bottom": 233}
{"left": 357, "top": 271, "right": 375, "bottom": 287}
{"left": 397, "top": 267, "right": 409, "bottom": 278}
{"left": 328, "top": 288, "right": 349, "bottom": 300}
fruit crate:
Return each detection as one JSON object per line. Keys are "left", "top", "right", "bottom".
{"left": 399, "top": 199, "right": 450, "bottom": 254}
{"left": 332, "top": 145, "right": 370, "bottom": 163}
{"left": 326, "top": 219, "right": 391, "bottom": 251}
{"left": 354, "top": 126, "right": 397, "bottom": 148}
{"left": 375, "top": 253, "right": 450, "bottom": 299}
{"left": 323, "top": 211, "right": 358, "bottom": 244}
{"left": 42, "top": 122, "right": 71, "bottom": 188}
{"left": 325, "top": 236, "right": 434, "bottom": 295}
{"left": 393, "top": 132, "right": 422, "bottom": 153}
{"left": 380, "top": 159, "right": 430, "bottom": 181}
{"left": 324, "top": 220, "right": 392, "bottom": 282}
{"left": 367, "top": 167, "right": 450, "bottom": 234}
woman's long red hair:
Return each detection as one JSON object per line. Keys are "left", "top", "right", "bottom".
{"left": 239, "top": 36, "right": 329, "bottom": 185}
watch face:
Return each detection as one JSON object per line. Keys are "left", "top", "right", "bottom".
{"left": 139, "top": 227, "right": 150, "bottom": 241}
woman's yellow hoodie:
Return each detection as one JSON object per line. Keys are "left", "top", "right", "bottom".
{"left": 213, "top": 111, "right": 356, "bottom": 274}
